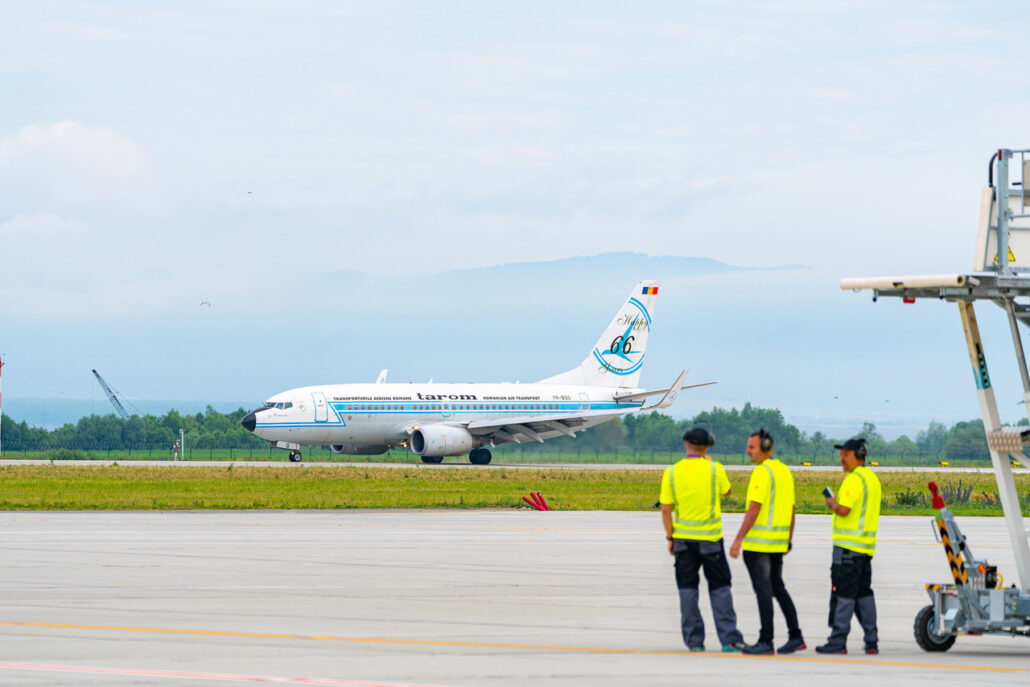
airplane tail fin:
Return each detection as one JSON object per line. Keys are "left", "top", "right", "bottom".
{"left": 538, "top": 280, "right": 658, "bottom": 388}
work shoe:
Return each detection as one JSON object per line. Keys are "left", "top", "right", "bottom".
{"left": 742, "top": 641, "right": 774, "bottom": 655}
{"left": 721, "top": 642, "right": 744, "bottom": 652}
{"left": 777, "top": 637, "right": 807, "bottom": 654}
{"left": 688, "top": 646, "right": 705, "bottom": 653}
{"left": 864, "top": 642, "right": 878, "bottom": 655}
{"left": 815, "top": 643, "right": 847, "bottom": 654}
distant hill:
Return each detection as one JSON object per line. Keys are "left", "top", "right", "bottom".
{"left": 326, "top": 252, "right": 806, "bottom": 285}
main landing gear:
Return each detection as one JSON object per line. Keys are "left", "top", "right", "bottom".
{"left": 469, "top": 448, "right": 492, "bottom": 465}
{"left": 288, "top": 451, "right": 303, "bottom": 463}
{"left": 418, "top": 449, "right": 492, "bottom": 465}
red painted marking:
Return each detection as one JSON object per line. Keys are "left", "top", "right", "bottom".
{"left": 0, "top": 661, "right": 457, "bottom": 686}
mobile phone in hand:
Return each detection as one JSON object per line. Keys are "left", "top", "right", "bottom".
{"left": 822, "top": 486, "right": 834, "bottom": 499}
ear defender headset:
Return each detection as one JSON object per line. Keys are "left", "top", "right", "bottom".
{"left": 757, "top": 428, "right": 773, "bottom": 452}
{"left": 855, "top": 438, "right": 868, "bottom": 460}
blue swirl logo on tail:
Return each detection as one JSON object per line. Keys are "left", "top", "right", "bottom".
{"left": 592, "top": 298, "right": 650, "bottom": 376}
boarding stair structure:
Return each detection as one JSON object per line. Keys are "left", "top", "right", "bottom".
{"left": 841, "top": 148, "right": 1030, "bottom": 647}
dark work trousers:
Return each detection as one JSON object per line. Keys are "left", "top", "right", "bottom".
{"left": 673, "top": 538, "right": 744, "bottom": 649}
{"left": 742, "top": 550, "right": 802, "bottom": 644}
{"left": 827, "top": 546, "right": 878, "bottom": 645}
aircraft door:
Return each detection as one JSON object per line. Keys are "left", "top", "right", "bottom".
{"left": 313, "top": 392, "right": 328, "bottom": 422}
{"left": 579, "top": 392, "right": 590, "bottom": 411}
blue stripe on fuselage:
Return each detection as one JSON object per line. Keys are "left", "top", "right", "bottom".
{"left": 255, "top": 400, "right": 642, "bottom": 428}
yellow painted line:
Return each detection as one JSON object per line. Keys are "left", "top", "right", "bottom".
{"left": 0, "top": 621, "right": 1025, "bottom": 674}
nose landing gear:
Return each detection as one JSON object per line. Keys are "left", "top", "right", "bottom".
{"left": 288, "top": 451, "right": 303, "bottom": 463}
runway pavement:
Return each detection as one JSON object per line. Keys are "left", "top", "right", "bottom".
{"left": 0, "top": 510, "right": 1027, "bottom": 686}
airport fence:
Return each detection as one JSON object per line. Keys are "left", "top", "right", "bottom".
{"left": 0, "top": 445, "right": 993, "bottom": 468}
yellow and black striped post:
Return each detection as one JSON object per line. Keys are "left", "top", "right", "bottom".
{"left": 930, "top": 482, "right": 967, "bottom": 586}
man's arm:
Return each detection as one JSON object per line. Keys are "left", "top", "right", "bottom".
{"left": 823, "top": 496, "right": 851, "bottom": 517}
{"left": 729, "top": 501, "right": 761, "bottom": 558}
{"left": 661, "top": 504, "right": 674, "bottom": 555}
{"left": 786, "top": 506, "right": 796, "bottom": 554}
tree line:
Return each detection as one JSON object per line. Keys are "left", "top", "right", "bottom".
{"left": 0, "top": 407, "right": 265, "bottom": 452}
{"left": 0, "top": 402, "right": 997, "bottom": 462}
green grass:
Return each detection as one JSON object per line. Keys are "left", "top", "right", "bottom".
{"left": 0, "top": 465, "right": 1025, "bottom": 514}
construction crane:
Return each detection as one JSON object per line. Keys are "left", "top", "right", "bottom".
{"left": 91, "top": 369, "right": 130, "bottom": 420}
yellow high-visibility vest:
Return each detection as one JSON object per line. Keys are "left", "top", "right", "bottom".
{"left": 659, "top": 458, "right": 730, "bottom": 542}
{"left": 742, "top": 457, "right": 795, "bottom": 553}
{"left": 832, "top": 465, "right": 881, "bottom": 556}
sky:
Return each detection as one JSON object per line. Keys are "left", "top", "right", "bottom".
{"left": 4, "top": 2, "right": 1030, "bottom": 437}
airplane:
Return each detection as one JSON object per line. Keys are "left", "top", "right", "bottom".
{"left": 240, "top": 281, "right": 716, "bottom": 464}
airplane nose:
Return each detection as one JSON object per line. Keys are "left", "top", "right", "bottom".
{"left": 241, "top": 411, "right": 257, "bottom": 432}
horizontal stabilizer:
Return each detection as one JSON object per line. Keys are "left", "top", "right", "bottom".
{"left": 613, "top": 370, "right": 719, "bottom": 404}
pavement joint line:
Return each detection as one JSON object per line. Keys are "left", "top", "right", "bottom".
{"left": 0, "top": 661, "right": 462, "bottom": 686}
{"left": 0, "top": 621, "right": 1025, "bottom": 673}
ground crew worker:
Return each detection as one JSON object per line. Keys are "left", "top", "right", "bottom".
{"left": 816, "top": 437, "right": 881, "bottom": 655}
{"left": 729, "top": 429, "right": 805, "bottom": 655}
{"left": 660, "top": 427, "right": 744, "bottom": 652}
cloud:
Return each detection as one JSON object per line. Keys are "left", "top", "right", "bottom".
{"left": 0, "top": 121, "right": 155, "bottom": 211}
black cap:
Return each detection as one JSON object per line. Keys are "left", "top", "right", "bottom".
{"left": 834, "top": 438, "right": 866, "bottom": 452}
{"left": 682, "top": 427, "right": 715, "bottom": 447}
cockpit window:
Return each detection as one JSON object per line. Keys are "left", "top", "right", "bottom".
{"left": 263, "top": 402, "right": 275, "bottom": 408}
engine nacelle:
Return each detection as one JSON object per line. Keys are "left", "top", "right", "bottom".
{"left": 409, "top": 425, "right": 477, "bottom": 457}
{"left": 329, "top": 445, "right": 389, "bottom": 455}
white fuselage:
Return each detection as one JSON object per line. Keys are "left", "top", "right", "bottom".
{"left": 252, "top": 382, "right": 643, "bottom": 447}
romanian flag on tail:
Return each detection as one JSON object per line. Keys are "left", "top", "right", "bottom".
{"left": 642, "top": 286, "right": 658, "bottom": 295}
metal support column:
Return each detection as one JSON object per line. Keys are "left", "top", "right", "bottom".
{"left": 1003, "top": 298, "right": 1030, "bottom": 407}
{"left": 959, "top": 301, "right": 1030, "bottom": 591}
{"left": 997, "top": 149, "right": 1012, "bottom": 273}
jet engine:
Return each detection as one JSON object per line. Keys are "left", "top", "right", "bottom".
{"left": 409, "top": 425, "right": 477, "bottom": 457}
{"left": 329, "top": 445, "right": 389, "bottom": 455}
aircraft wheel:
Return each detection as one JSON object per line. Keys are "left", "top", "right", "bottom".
{"left": 288, "top": 451, "right": 303, "bottom": 463}
{"left": 913, "top": 604, "right": 955, "bottom": 652}
{"left": 469, "top": 448, "right": 492, "bottom": 465}
{"left": 420, "top": 456, "right": 444, "bottom": 464}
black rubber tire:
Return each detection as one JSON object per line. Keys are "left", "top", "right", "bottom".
{"left": 469, "top": 448, "right": 492, "bottom": 465}
{"left": 420, "top": 456, "right": 444, "bottom": 464}
{"left": 914, "top": 604, "right": 956, "bottom": 652}
{"left": 288, "top": 451, "right": 303, "bottom": 463}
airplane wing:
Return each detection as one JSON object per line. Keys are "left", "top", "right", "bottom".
{"left": 463, "top": 408, "right": 629, "bottom": 445}
{"left": 458, "top": 370, "right": 717, "bottom": 446}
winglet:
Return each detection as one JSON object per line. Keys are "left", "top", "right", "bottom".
{"left": 645, "top": 369, "right": 690, "bottom": 410}
{"left": 375, "top": 369, "right": 388, "bottom": 384}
